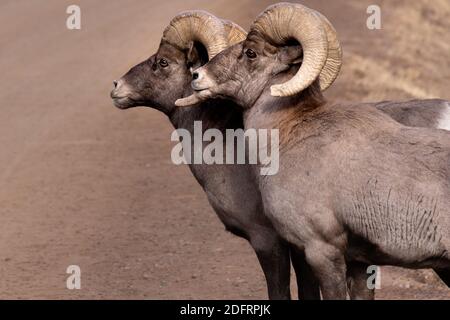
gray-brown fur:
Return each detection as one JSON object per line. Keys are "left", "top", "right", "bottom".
{"left": 372, "top": 99, "right": 450, "bottom": 129}
{"left": 179, "top": 28, "right": 450, "bottom": 299}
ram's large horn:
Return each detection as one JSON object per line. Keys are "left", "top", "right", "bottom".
{"left": 251, "top": 3, "right": 328, "bottom": 97}
{"left": 221, "top": 19, "right": 247, "bottom": 45}
{"left": 316, "top": 12, "right": 342, "bottom": 91}
{"left": 162, "top": 10, "right": 228, "bottom": 60}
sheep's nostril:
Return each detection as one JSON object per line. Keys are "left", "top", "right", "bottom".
{"left": 113, "top": 80, "right": 118, "bottom": 88}
{"left": 192, "top": 72, "right": 199, "bottom": 80}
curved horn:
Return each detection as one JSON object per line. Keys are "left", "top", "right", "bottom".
{"left": 221, "top": 19, "right": 247, "bottom": 45}
{"left": 316, "top": 12, "right": 342, "bottom": 91}
{"left": 162, "top": 10, "right": 228, "bottom": 60}
{"left": 251, "top": 3, "right": 328, "bottom": 97}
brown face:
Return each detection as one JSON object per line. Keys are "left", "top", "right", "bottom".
{"left": 177, "top": 31, "right": 303, "bottom": 109}
{"left": 110, "top": 42, "right": 204, "bottom": 115}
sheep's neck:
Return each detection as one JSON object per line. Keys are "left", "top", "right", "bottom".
{"left": 244, "top": 77, "right": 325, "bottom": 149}
{"left": 247, "top": 78, "right": 324, "bottom": 123}
{"left": 168, "top": 100, "right": 244, "bottom": 187}
{"left": 170, "top": 99, "right": 243, "bottom": 134}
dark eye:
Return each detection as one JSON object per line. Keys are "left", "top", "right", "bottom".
{"left": 245, "top": 49, "right": 257, "bottom": 59}
{"left": 159, "top": 58, "right": 168, "bottom": 68}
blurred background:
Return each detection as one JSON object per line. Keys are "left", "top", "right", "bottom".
{"left": 0, "top": 0, "right": 449, "bottom": 299}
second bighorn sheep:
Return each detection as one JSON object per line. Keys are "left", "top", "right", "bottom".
{"left": 177, "top": 3, "right": 450, "bottom": 299}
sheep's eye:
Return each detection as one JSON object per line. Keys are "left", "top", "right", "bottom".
{"left": 245, "top": 49, "right": 257, "bottom": 59}
{"left": 159, "top": 58, "right": 168, "bottom": 68}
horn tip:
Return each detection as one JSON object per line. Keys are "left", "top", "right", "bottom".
{"left": 175, "top": 95, "right": 199, "bottom": 107}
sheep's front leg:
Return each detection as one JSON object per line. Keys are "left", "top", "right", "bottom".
{"left": 304, "top": 241, "right": 348, "bottom": 300}
{"left": 290, "top": 247, "right": 321, "bottom": 299}
{"left": 346, "top": 262, "right": 375, "bottom": 300}
{"left": 292, "top": 254, "right": 376, "bottom": 300}
{"left": 249, "top": 232, "right": 292, "bottom": 300}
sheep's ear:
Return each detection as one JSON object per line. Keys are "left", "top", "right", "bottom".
{"left": 186, "top": 41, "right": 202, "bottom": 70}
{"left": 278, "top": 45, "right": 303, "bottom": 65}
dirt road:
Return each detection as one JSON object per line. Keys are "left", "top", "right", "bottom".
{"left": 0, "top": 0, "right": 449, "bottom": 299}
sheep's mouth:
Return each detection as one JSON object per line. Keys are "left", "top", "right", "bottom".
{"left": 111, "top": 96, "right": 136, "bottom": 109}
{"left": 191, "top": 77, "right": 215, "bottom": 91}
{"left": 191, "top": 83, "right": 210, "bottom": 91}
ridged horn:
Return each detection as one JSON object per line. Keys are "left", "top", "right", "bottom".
{"left": 161, "top": 10, "right": 228, "bottom": 60}
{"left": 316, "top": 12, "right": 342, "bottom": 91}
{"left": 221, "top": 19, "right": 247, "bottom": 45}
{"left": 251, "top": 3, "right": 329, "bottom": 97}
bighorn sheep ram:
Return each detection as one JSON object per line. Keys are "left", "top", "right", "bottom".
{"left": 111, "top": 11, "right": 308, "bottom": 300}
{"left": 176, "top": 3, "right": 450, "bottom": 299}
